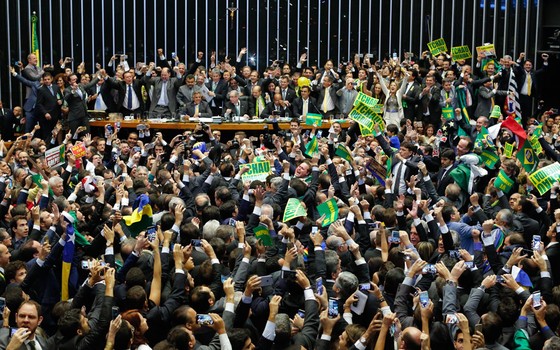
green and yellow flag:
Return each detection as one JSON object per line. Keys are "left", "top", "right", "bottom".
{"left": 304, "top": 135, "right": 319, "bottom": 158}
{"left": 516, "top": 140, "right": 538, "bottom": 173}
{"left": 31, "top": 12, "right": 40, "bottom": 66}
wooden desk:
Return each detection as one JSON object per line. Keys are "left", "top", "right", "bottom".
{"left": 89, "top": 119, "right": 349, "bottom": 131}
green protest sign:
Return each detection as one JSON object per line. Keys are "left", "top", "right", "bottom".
{"left": 528, "top": 135, "right": 543, "bottom": 155}
{"left": 480, "top": 149, "right": 499, "bottom": 169}
{"left": 31, "top": 174, "right": 44, "bottom": 188}
{"left": 335, "top": 144, "right": 353, "bottom": 162}
{"left": 504, "top": 143, "right": 514, "bottom": 158}
{"left": 240, "top": 161, "right": 271, "bottom": 182}
{"left": 305, "top": 113, "right": 323, "bottom": 126}
{"left": 427, "top": 38, "right": 448, "bottom": 55}
{"left": 442, "top": 107, "right": 454, "bottom": 120}
{"left": 451, "top": 46, "right": 472, "bottom": 60}
{"left": 359, "top": 123, "right": 374, "bottom": 136}
{"left": 494, "top": 169, "right": 514, "bottom": 193}
{"left": 372, "top": 105, "right": 384, "bottom": 114}
{"left": 254, "top": 224, "right": 273, "bottom": 246}
{"left": 490, "top": 106, "right": 501, "bottom": 118}
{"left": 317, "top": 198, "right": 339, "bottom": 226}
{"left": 353, "top": 92, "right": 379, "bottom": 108}
{"left": 283, "top": 198, "right": 307, "bottom": 222}
{"left": 528, "top": 162, "right": 560, "bottom": 195}
{"left": 348, "top": 109, "right": 375, "bottom": 130}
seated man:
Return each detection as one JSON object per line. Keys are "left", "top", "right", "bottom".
{"left": 224, "top": 90, "right": 253, "bottom": 120}
{"left": 182, "top": 91, "right": 213, "bottom": 118}
{"left": 261, "top": 93, "right": 293, "bottom": 119}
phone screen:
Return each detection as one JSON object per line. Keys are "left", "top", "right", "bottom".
{"left": 420, "top": 291, "right": 429, "bottom": 307}
{"left": 316, "top": 277, "right": 323, "bottom": 294}
{"left": 328, "top": 298, "right": 339, "bottom": 318}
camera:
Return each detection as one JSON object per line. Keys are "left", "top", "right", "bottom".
{"left": 201, "top": 123, "right": 209, "bottom": 131}
{"left": 230, "top": 140, "right": 240, "bottom": 149}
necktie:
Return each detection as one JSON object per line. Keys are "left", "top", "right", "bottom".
{"left": 446, "top": 91, "right": 449, "bottom": 107}
{"left": 526, "top": 73, "right": 532, "bottom": 96}
{"left": 282, "top": 89, "right": 287, "bottom": 100}
{"left": 195, "top": 105, "right": 199, "bottom": 115}
{"left": 465, "top": 87, "right": 472, "bottom": 107}
{"left": 127, "top": 84, "right": 133, "bottom": 109}
{"left": 235, "top": 104, "right": 240, "bottom": 115}
{"left": 322, "top": 88, "right": 329, "bottom": 113}
{"left": 27, "top": 340, "right": 36, "bottom": 350}
{"left": 95, "top": 91, "right": 102, "bottom": 110}
{"left": 303, "top": 99, "right": 308, "bottom": 116}
{"left": 393, "top": 161, "right": 404, "bottom": 195}
{"left": 158, "top": 81, "right": 168, "bottom": 106}
{"left": 48, "top": 85, "right": 54, "bottom": 96}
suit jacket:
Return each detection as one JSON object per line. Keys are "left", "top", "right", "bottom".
{"left": 418, "top": 85, "right": 441, "bottom": 124}
{"left": 184, "top": 101, "right": 213, "bottom": 117}
{"left": 435, "top": 164, "right": 457, "bottom": 196}
{"left": 401, "top": 80, "right": 420, "bottom": 120}
{"left": 205, "top": 79, "right": 228, "bottom": 109}
{"left": 291, "top": 96, "right": 318, "bottom": 117}
{"left": 176, "top": 84, "right": 196, "bottom": 108}
{"left": 260, "top": 102, "right": 293, "bottom": 119}
{"left": 0, "top": 328, "right": 48, "bottom": 350}
{"left": 113, "top": 78, "right": 146, "bottom": 113}
{"left": 313, "top": 84, "right": 340, "bottom": 112}
{"left": 513, "top": 62, "right": 545, "bottom": 96}
{"left": 36, "top": 84, "right": 62, "bottom": 121}
{"left": 474, "top": 86, "right": 508, "bottom": 118}
{"left": 64, "top": 79, "right": 98, "bottom": 122}
{"left": 439, "top": 86, "right": 458, "bottom": 110}
{"left": 546, "top": 242, "right": 560, "bottom": 286}
{"left": 244, "top": 79, "right": 262, "bottom": 97}
{"left": 278, "top": 87, "right": 297, "bottom": 103}
{"left": 224, "top": 99, "right": 253, "bottom": 117}
{"left": 0, "top": 108, "right": 17, "bottom": 141}
{"left": 22, "top": 64, "right": 44, "bottom": 99}
{"left": 13, "top": 74, "right": 40, "bottom": 113}
{"left": 143, "top": 75, "right": 183, "bottom": 113}
{"left": 375, "top": 133, "right": 420, "bottom": 193}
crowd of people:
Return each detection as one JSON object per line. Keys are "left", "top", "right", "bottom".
{"left": 0, "top": 41, "right": 558, "bottom": 350}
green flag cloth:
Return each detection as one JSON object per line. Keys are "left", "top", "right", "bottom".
{"left": 516, "top": 140, "right": 538, "bottom": 173}
{"left": 480, "top": 149, "right": 499, "bottom": 169}
{"left": 254, "top": 224, "right": 273, "bottom": 246}
{"left": 304, "top": 135, "right": 319, "bottom": 158}
{"left": 305, "top": 113, "right": 323, "bottom": 126}
{"left": 335, "top": 144, "right": 353, "bottom": 162}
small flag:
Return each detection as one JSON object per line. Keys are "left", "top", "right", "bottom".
{"left": 304, "top": 135, "right": 319, "bottom": 158}
{"left": 335, "top": 144, "right": 353, "bottom": 162}
{"left": 61, "top": 212, "right": 75, "bottom": 301}
{"left": 254, "top": 224, "right": 273, "bottom": 246}
{"left": 449, "top": 163, "right": 488, "bottom": 194}
{"left": 502, "top": 115, "right": 527, "bottom": 149}
{"left": 31, "top": 13, "right": 40, "bottom": 67}
{"left": 123, "top": 194, "right": 153, "bottom": 237}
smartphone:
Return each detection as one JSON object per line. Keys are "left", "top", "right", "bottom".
{"left": 449, "top": 250, "right": 460, "bottom": 259}
{"left": 350, "top": 290, "right": 368, "bottom": 315}
{"left": 359, "top": 283, "right": 371, "bottom": 292}
{"left": 368, "top": 221, "right": 380, "bottom": 230}
{"left": 220, "top": 275, "right": 229, "bottom": 283}
{"left": 115, "top": 122, "right": 121, "bottom": 131}
{"left": 146, "top": 226, "right": 157, "bottom": 242}
{"left": 316, "top": 277, "right": 323, "bottom": 294}
{"left": 112, "top": 306, "right": 120, "bottom": 320}
{"left": 10, "top": 328, "right": 17, "bottom": 337}
{"left": 328, "top": 298, "right": 339, "bottom": 318}
{"left": 21, "top": 135, "right": 28, "bottom": 140}
{"left": 132, "top": 146, "right": 141, "bottom": 154}
{"left": 475, "top": 323, "right": 483, "bottom": 333}
{"left": 422, "top": 264, "right": 437, "bottom": 274}
{"left": 281, "top": 270, "right": 297, "bottom": 281}
{"left": 0, "top": 297, "right": 5, "bottom": 313}
{"left": 191, "top": 239, "right": 202, "bottom": 247}
{"left": 533, "top": 291, "right": 542, "bottom": 309}
{"left": 420, "top": 291, "right": 429, "bottom": 308}
{"left": 311, "top": 226, "right": 318, "bottom": 234}
{"left": 446, "top": 314, "right": 458, "bottom": 324}
{"left": 81, "top": 260, "right": 90, "bottom": 270}
{"left": 391, "top": 231, "right": 400, "bottom": 244}
{"left": 532, "top": 235, "right": 541, "bottom": 251}
{"left": 228, "top": 218, "right": 236, "bottom": 227}
{"left": 260, "top": 275, "right": 274, "bottom": 287}
{"left": 196, "top": 314, "right": 214, "bottom": 325}
{"left": 464, "top": 261, "right": 474, "bottom": 269}
{"left": 171, "top": 52, "right": 176, "bottom": 59}
{"left": 297, "top": 309, "right": 305, "bottom": 318}
{"left": 496, "top": 275, "right": 505, "bottom": 284}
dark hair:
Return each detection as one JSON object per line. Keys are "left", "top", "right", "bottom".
{"left": 114, "top": 321, "right": 134, "bottom": 350}
{"left": 125, "top": 285, "right": 147, "bottom": 311}
{"left": 58, "top": 308, "right": 82, "bottom": 337}
{"left": 190, "top": 286, "right": 213, "bottom": 313}
{"left": 125, "top": 267, "right": 146, "bottom": 288}
{"left": 121, "top": 309, "right": 149, "bottom": 347}
{"left": 482, "top": 311, "right": 503, "bottom": 344}
{"left": 400, "top": 141, "right": 417, "bottom": 154}
{"left": 383, "top": 267, "right": 405, "bottom": 295}
{"left": 228, "top": 328, "right": 252, "bottom": 350}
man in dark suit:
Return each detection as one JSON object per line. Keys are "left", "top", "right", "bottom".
{"left": 87, "top": 75, "right": 117, "bottom": 112}
{"left": 10, "top": 66, "right": 40, "bottom": 132}
{"left": 224, "top": 90, "right": 253, "bottom": 120}
{"left": 375, "top": 126, "right": 420, "bottom": 195}
{"left": 514, "top": 52, "right": 549, "bottom": 124}
{"left": 434, "top": 149, "right": 457, "bottom": 197}
{"left": 205, "top": 69, "right": 228, "bottom": 116}
{"left": 292, "top": 85, "right": 318, "bottom": 118}
{"left": 183, "top": 91, "right": 213, "bottom": 118}
{"left": 312, "top": 75, "right": 339, "bottom": 119}
{"left": 418, "top": 75, "right": 441, "bottom": 128}
{"left": 475, "top": 80, "right": 508, "bottom": 118}
{"left": 111, "top": 71, "right": 145, "bottom": 116}
{"left": 35, "top": 72, "right": 62, "bottom": 140}
{"left": 0, "top": 300, "right": 49, "bottom": 350}
{"left": 0, "top": 100, "right": 17, "bottom": 141}
{"left": 278, "top": 75, "right": 297, "bottom": 103}
{"left": 546, "top": 222, "right": 560, "bottom": 286}
{"left": 64, "top": 73, "right": 98, "bottom": 134}
{"left": 402, "top": 69, "right": 420, "bottom": 122}
{"left": 144, "top": 65, "right": 182, "bottom": 117}
{"left": 243, "top": 70, "right": 262, "bottom": 97}
{"left": 261, "top": 93, "right": 293, "bottom": 119}
{"left": 176, "top": 74, "right": 197, "bottom": 111}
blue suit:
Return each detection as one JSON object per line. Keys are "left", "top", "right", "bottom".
{"left": 12, "top": 73, "right": 41, "bottom": 132}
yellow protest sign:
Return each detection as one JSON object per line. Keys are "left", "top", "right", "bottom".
{"left": 451, "top": 46, "right": 472, "bottom": 60}
{"left": 240, "top": 161, "right": 271, "bottom": 182}
{"left": 476, "top": 44, "right": 496, "bottom": 57}
{"left": 428, "top": 38, "right": 448, "bottom": 55}
{"left": 529, "top": 162, "right": 560, "bottom": 195}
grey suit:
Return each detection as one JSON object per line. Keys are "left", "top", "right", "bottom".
{"left": 474, "top": 86, "right": 508, "bottom": 118}
{"left": 144, "top": 76, "right": 183, "bottom": 115}
{"left": 64, "top": 78, "right": 98, "bottom": 134}
{"left": 0, "top": 328, "right": 49, "bottom": 350}
{"left": 184, "top": 101, "right": 213, "bottom": 118}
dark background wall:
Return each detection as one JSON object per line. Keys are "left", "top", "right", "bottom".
{"left": 1, "top": 0, "right": 557, "bottom": 109}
